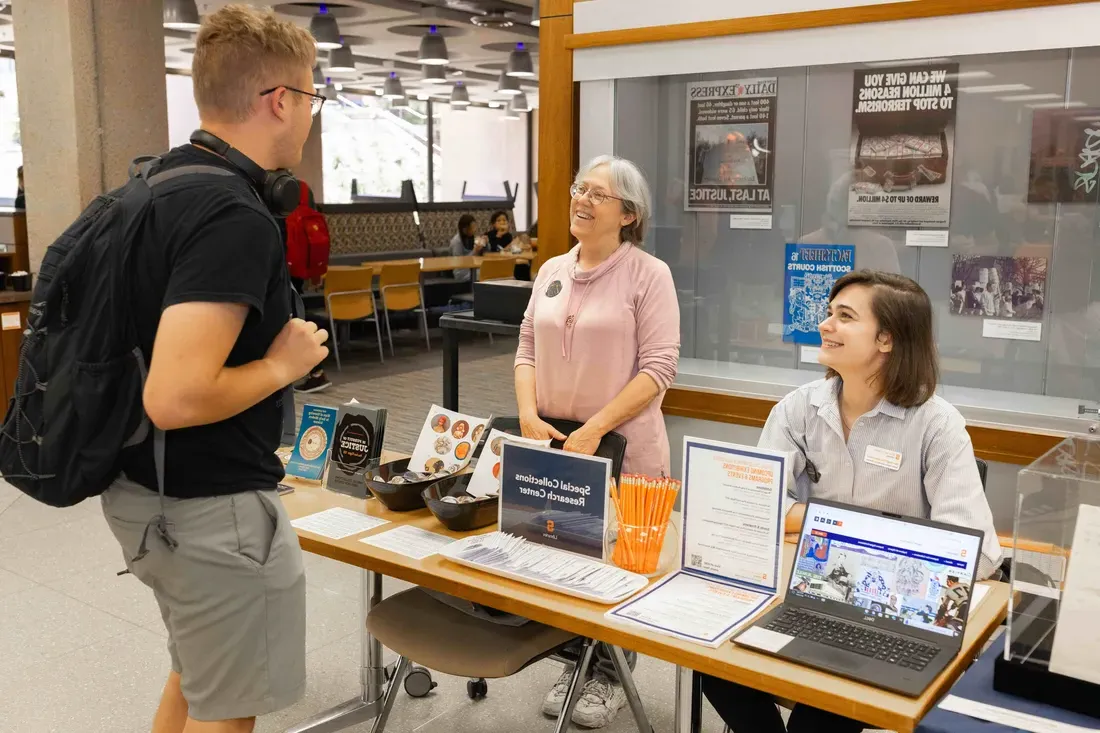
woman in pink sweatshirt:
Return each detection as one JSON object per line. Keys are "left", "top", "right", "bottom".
{"left": 514, "top": 154, "right": 680, "bottom": 728}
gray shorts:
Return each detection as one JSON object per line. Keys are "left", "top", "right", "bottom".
{"left": 101, "top": 477, "right": 306, "bottom": 722}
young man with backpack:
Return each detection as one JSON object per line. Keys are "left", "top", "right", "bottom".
{"left": 280, "top": 177, "right": 332, "bottom": 393}
{"left": 1, "top": 7, "right": 326, "bottom": 733}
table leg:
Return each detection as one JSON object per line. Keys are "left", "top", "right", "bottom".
{"left": 442, "top": 326, "right": 459, "bottom": 411}
{"left": 285, "top": 569, "right": 386, "bottom": 733}
{"left": 673, "top": 665, "right": 701, "bottom": 733}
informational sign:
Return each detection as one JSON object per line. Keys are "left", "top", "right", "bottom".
{"left": 286, "top": 404, "right": 339, "bottom": 481}
{"left": 685, "top": 77, "right": 777, "bottom": 216}
{"left": 1027, "top": 107, "right": 1100, "bottom": 203}
{"left": 783, "top": 243, "right": 855, "bottom": 345}
{"left": 498, "top": 443, "right": 611, "bottom": 561}
{"left": 848, "top": 62, "right": 959, "bottom": 227}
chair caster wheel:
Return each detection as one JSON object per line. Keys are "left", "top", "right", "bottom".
{"left": 404, "top": 666, "right": 437, "bottom": 698}
{"left": 467, "top": 678, "right": 488, "bottom": 700}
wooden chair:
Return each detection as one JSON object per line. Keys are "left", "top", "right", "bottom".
{"left": 324, "top": 267, "right": 384, "bottom": 370}
{"left": 379, "top": 262, "right": 430, "bottom": 355}
{"left": 478, "top": 256, "right": 518, "bottom": 281}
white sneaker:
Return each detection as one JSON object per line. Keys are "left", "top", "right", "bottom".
{"left": 541, "top": 668, "right": 576, "bottom": 718}
{"left": 570, "top": 673, "right": 627, "bottom": 729}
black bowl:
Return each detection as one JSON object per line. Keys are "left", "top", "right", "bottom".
{"left": 422, "top": 473, "right": 498, "bottom": 532}
{"left": 363, "top": 458, "right": 437, "bottom": 511}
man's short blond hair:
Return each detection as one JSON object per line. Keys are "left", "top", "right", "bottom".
{"left": 192, "top": 4, "right": 316, "bottom": 123}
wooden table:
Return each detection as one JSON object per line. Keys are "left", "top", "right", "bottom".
{"left": 282, "top": 471, "right": 1010, "bottom": 733}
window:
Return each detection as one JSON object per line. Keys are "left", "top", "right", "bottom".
{"left": 0, "top": 58, "right": 21, "bottom": 204}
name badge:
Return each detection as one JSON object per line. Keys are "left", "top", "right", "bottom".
{"left": 864, "top": 445, "right": 902, "bottom": 471}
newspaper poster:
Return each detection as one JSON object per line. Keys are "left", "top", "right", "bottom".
{"left": 783, "top": 243, "right": 855, "bottom": 345}
{"left": 1027, "top": 107, "right": 1100, "bottom": 203}
{"left": 848, "top": 62, "right": 959, "bottom": 227}
{"left": 685, "top": 78, "right": 777, "bottom": 217}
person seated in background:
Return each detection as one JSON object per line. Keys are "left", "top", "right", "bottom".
{"left": 700, "top": 270, "right": 1002, "bottom": 733}
{"left": 14, "top": 165, "right": 24, "bottom": 210}
{"left": 485, "top": 210, "right": 514, "bottom": 252}
{"left": 451, "top": 213, "right": 487, "bottom": 283}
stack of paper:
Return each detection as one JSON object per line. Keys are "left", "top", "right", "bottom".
{"left": 440, "top": 531, "right": 649, "bottom": 604}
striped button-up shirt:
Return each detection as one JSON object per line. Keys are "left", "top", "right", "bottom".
{"left": 760, "top": 378, "right": 1002, "bottom": 579}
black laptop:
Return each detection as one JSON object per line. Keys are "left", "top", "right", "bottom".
{"left": 732, "top": 499, "right": 984, "bottom": 696}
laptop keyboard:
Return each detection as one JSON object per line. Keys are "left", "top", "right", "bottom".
{"left": 764, "top": 608, "right": 941, "bottom": 671}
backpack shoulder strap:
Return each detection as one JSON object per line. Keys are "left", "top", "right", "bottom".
{"left": 144, "top": 164, "right": 236, "bottom": 189}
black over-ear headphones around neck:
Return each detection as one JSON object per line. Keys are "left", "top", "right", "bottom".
{"left": 189, "top": 129, "right": 300, "bottom": 216}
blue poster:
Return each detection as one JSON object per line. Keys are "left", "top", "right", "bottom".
{"left": 286, "top": 404, "right": 339, "bottom": 481}
{"left": 498, "top": 443, "right": 611, "bottom": 561}
{"left": 783, "top": 243, "right": 856, "bottom": 345}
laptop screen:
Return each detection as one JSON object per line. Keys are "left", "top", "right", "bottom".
{"left": 789, "top": 502, "right": 983, "bottom": 638}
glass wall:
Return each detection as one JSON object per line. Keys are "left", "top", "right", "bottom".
{"left": 0, "top": 58, "right": 21, "bottom": 204}
{"left": 615, "top": 48, "right": 1100, "bottom": 405}
{"left": 322, "top": 95, "right": 432, "bottom": 203}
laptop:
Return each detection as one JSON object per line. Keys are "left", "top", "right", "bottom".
{"left": 732, "top": 498, "right": 984, "bottom": 696}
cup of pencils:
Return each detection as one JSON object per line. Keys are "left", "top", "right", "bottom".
{"left": 604, "top": 474, "right": 681, "bottom": 577}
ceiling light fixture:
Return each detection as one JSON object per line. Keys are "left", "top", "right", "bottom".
{"left": 502, "top": 106, "right": 521, "bottom": 120}
{"left": 997, "top": 93, "right": 1062, "bottom": 102}
{"left": 488, "top": 101, "right": 502, "bottom": 108}
{"left": 326, "top": 46, "right": 357, "bottom": 73}
{"left": 1028, "top": 100, "right": 1088, "bottom": 109}
{"left": 496, "top": 71, "right": 521, "bottom": 96}
{"left": 509, "top": 92, "right": 530, "bottom": 113}
{"left": 451, "top": 81, "right": 470, "bottom": 107}
{"left": 163, "top": 0, "right": 201, "bottom": 31}
{"left": 531, "top": 0, "right": 540, "bottom": 27}
{"left": 310, "top": 4, "right": 342, "bottom": 50}
{"left": 958, "top": 83, "right": 1031, "bottom": 94}
{"left": 506, "top": 42, "right": 535, "bottom": 78}
{"left": 422, "top": 64, "right": 447, "bottom": 85}
{"left": 418, "top": 25, "right": 449, "bottom": 66}
{"left": 383, "top": 72, "right": 405, "bottom": 100}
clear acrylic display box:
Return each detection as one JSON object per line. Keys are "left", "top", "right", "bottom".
{"left": 992, "top": 436, "right": 1100, "bottom": 716}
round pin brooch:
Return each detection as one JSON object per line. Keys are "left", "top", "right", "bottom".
{"left": 546, "top": 280, "right": 563, "bottom": 297}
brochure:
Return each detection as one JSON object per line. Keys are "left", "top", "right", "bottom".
{"left": 285, "top": 404, "right": 339, "bottom": 481}
{"left": 324, "top": 401, "right": 387, "bottom": 494}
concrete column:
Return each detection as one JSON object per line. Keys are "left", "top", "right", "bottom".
{"left": 298, "top": 114, "right": 325, "bottom": 202}
{"left": 13, "top": 0, "right": 168, "bottom": 272}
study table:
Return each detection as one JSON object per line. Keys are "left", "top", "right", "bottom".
{"left": 438, "top": 312, "right": 521, "bottom": 411}
{"left": 281, "top": 465, "right": 1010, "bottom": 733}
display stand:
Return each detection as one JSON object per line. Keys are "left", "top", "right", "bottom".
{"left": 993, "top": 436, "right": 1100, "bottom": 720}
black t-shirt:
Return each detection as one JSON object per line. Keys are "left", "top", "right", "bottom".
{"left": 119, "top": 145, "right": 292, "bottom": 498}
{"left": 485, "top": 229, "right": 513, "bottom": 252}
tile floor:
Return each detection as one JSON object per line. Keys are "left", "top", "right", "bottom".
{"left": 0, "top": 334, "right": 892, "bottom": 732}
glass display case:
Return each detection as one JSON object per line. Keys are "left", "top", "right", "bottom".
{"left": 993, "top": 436, "right": 1100, "bottom": 717}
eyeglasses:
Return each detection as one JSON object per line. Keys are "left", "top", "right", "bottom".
{"left": 259, "top": 86, "right": 327, "bottom": 117}
{"left": 570, "top": 182, "right": 622, "bottom": 207}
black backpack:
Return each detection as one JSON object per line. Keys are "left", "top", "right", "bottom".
{"left": 0, "top": 157, "right": 298, "bottom": 522}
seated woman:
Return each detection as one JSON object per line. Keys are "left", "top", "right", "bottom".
{"left": 485, "top": 210, "right": 514, "bottom": 252}
{"left": 701, "top": 270, "right": 1001, "bottom": 733}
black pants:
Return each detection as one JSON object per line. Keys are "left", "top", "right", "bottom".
{"left": 700, "top": 675, "right": 864, "bottom": 733}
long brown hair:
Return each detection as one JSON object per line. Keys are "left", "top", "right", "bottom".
{"left": 825, "top": 270, "right": 938, "bottom": 408}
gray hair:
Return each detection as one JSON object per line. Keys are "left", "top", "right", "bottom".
{"left": 574, "top": 155, "right": 651, "bottom": 245}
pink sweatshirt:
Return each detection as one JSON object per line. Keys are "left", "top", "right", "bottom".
{"left": 515, "top": 243, "right": 681, "bottom": 477}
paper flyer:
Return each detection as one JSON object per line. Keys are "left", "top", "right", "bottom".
{"left": 466, "top": 429, "right": 552, "bottom": 498}
{"left": 783, "top": 243, "right": 855, "bottom": 345}
{"left": 848, "top": 62, "right": 959, "bottom": 227}
{"left": 408, "top": 404, "right": 489, "bottom": 476}
{"left": 1027, "top": 107, "right": 1100, "bottom": 204}
{"left": 685, "top": 77, "right": 777, "bottom": 215}
{"left": 286, "top": 404, "right": 339, "bottom": 481}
